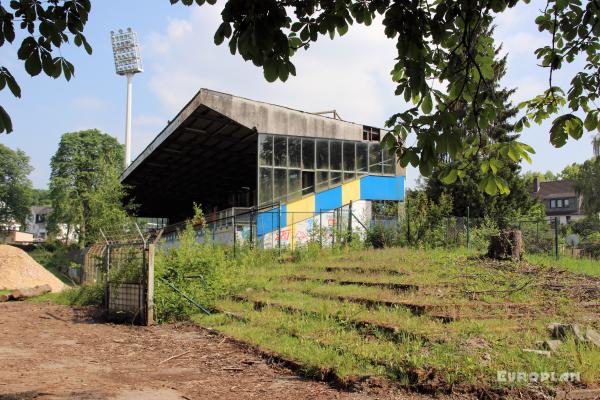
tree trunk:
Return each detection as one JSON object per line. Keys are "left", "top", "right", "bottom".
{"left": 488, "top": 230, "right": 523, "bottom": 261}
{"left": 11, "top": 285, "right": 52, "bottom": 300}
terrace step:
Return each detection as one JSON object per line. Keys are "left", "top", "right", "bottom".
{"left": 230, "top": 295, "right": 429, "bottom": 343}
{"left": 325, "top": 266, "right": 405, "bottom": 276}
{"left": 286, "top": 275, "right": 419, "bottom": 292}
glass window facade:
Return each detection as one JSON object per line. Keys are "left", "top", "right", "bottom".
{"left": 258, "top": 134, "right": 397, "bottom": 205}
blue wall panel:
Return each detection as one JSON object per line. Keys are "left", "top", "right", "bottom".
{"left": 256, "top": 205, "right": 287, "bottom": 237}
{"left": 315, "top": 186, "right": 342, "bottom": 211}
{"left": 360, "top": 176, "right": 405, "bottom": 201}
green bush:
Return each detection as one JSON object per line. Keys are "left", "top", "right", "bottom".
{"left": 365, "top": 223, "right": 399, "bottom": 249}
{"left": 153, "top": 207, "right": 261, "bottom": 323}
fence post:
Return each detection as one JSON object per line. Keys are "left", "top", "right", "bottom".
{"left": 319, "top": 209, "right": 323, "bottom": 248}
{"left": 406, "top": 199, "right": 411, "bottom": 244}
{"left": 249, "top": 210, "right": 254, "bottom": 249}
{"left": 291, "top": 213, "right": 295, "bottom": 251}
{"left": 212, "top": 220, "right": 215, "bottom": 248}
{"left": 466, "top": 206, "right": 470, "bottom": 250}
{"left": 146, "top": 243, "right": 155, "bottom": 326}
{"left": 278, "top": 206, "right": 282, "bottom": 256}
{"left": 554, "top": 216, "right": 559, "bottom": 260}
{"left": 233, "top": 212, "right": 237, "bottom": 258}
{"left": 348, "top": 201, "right": 353, "bottom": 243}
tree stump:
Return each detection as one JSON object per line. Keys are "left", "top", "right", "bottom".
{"left": 488, "top": 230, "right": 523, "bottom": 261}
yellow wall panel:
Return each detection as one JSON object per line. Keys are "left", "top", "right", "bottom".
{"left": 342, "top": 178, "right": 361, "bottom": 205}
{"left": 286, "top": 194, "right": 315, "bottom": 215}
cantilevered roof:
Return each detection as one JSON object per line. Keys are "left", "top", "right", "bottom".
{"left": 121, "top": 88, "right": 369, "bottom": 219}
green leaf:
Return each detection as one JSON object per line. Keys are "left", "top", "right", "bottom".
{"left": 24, "top": 51, "right": 42, "bottom": 76}
{"left": 263, "top": 59, "right": 278, "bottom": 82}
{"left": 440, "top": 168, "right": 458, "bottom": 184}
{"left": 584, "top": 112, "right": 597, "bottom": 131}
{"left": 0, "top": 105, "right": 13, "bottom": 133}
{"left": 2, "top": 69, "right": 21, "bottom": 98}
{"left": 480, "top": 175, "right": 498, "bottom": 196}
{"left": 421, "top": 93, "right": 433, "bottom": 114}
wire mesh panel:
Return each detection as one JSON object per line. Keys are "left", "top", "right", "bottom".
{"left": 81, "top": 244, "right": 106, "bottom": 284}
{"left": 97, "top": 223, "right": 156, "bottom": 325}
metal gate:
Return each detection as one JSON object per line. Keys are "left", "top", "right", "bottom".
{"left": 98, "top": 224, "right": 158, "bottom": 325}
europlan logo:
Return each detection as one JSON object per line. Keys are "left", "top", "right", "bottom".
{"left": 497, "top": 371, "right": 581, "bottom": 383}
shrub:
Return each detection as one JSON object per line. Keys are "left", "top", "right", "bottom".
{"left": 153, "top": 207, "right": 255, "bottom": 323}
{"left": 366, "top": 223, "right": 399, "bottom": 249}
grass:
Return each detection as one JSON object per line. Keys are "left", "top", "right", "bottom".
{"left": 193, "top": 246, "right": 600, "bottom": 394}
{"left": 526, "top": 253, "right": 600, "bottom": 277}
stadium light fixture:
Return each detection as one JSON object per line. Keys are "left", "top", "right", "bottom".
{"left": 111, "top": 28, "right": 143, "bottom": 167}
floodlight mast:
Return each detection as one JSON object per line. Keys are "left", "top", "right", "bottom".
{"left": 111, "top": 28, "right": 143, "bottom": 167}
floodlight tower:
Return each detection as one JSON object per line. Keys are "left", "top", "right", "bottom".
{"left": 111, "top": 28, "right": 143, "bottom": 167}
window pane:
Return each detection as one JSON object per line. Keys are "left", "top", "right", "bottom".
{"left": 259, "top": 167, "right": 273, "bottom": 205}
{"left": 330, "top": 141, "right": 342, "bottom": 170}
{"left": 557, "top": 199, "right": 563, "bottom": 208}
{"left": 258, "top": 135, "right": 273, "bottom": 166}
{"left": 316, "top": 140, "right": 329, "bottom": 170}
{"left": 302, "top": 171, "right": 315, "bottom": 196}
{"left": 356, "top": 142, "right": 368, "bottom": 174}
{"left": 288, "top": 169, "right": 301, "bottom": 201}
{"left": 317, "top": 171, "right": 329, "bottom": 192}
{"left": 369, "top": 142, "right": 382, "bottom": 174}
{"left": 565, "top": 199, "right": 570, "bottom": 207}
{"left": 274, "top": 136, "right": 287, "bottom": 167}
{"left": 343, "top": 142, "right": 355, "bottom": 171}
{"left": 330, "top": 171, "right": 342, "bottom": 187}
{"left": 382, "top": 145, "right": 395, "bottom": 175}
{"left": 289, "top": 138, "right": 301, "bottom": 168}
{"left": 274, "top": 169, "right": 287, "bottom": 200}
{"left": 344, "top": 172, "right": 356, "bottom": 182}
{"left": 302, "top": 139, "right": 315, "bottom": 169}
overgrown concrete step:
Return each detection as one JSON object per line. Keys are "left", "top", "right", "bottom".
{"left": 230, "top": 295, "right": 430, "bottom": 343}
{"left": 310, "top": 292, "right": 541, "bottom": 323}
{"left": 324, "top": 266, "right": 405, "bottom": 276}
{"left": 286, "top": 274, "right": 419, "bottom": 292}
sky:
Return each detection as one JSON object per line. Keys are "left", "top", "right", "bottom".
{"left": 0, "top": 1, "right": 595, "bottom": 190}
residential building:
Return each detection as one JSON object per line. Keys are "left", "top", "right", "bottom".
{"left": 531, "top": 177, "right": 585, "bottom": 224}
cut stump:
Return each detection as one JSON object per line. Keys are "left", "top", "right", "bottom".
{"left": 488, "top": 230, "right": 523, "bottom": 261}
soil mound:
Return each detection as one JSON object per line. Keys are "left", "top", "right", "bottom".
{"left": 0, "top": 245, "right": 66, "bottom": 292}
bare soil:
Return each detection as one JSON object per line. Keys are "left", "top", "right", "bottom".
{"left": 0, "top": 302, "right": 450, "bottom": 400}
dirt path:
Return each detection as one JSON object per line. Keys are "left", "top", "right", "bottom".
{"left": 0, "top": 302, "right": 442, "bottom": 400}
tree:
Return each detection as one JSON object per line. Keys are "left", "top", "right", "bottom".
{"left": 0, "top": 0, "right": 92, "bottom": 133}
{"left": 172, "top": 0, "right": 600, "bottom": 195}
{"left": 3, "top": 1, "right": 600, "bottom": 196}
{"left": 426, "top": 28, "right": 534, "bottom": 226}
{"left": 48, "top": 129, "right": 127, "bottom": 247}
{"left": 0, "top": 144, "right": 32, "bottom": 227}
{"left": 31, "top": 189, "right": 52, "bottom": 206}
{"left": 575, "top": 157, "right": 600, "bottom": 216}
{"left": 559, "top": 163, "right": 582, "bottom": 181}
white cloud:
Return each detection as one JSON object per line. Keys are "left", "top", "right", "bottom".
{"left": 141, "top": 7, "right": 399, "bottom": 127}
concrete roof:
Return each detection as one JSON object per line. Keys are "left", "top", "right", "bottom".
{"left": 122, "top": 88, "right": 370, "bottom": 183}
